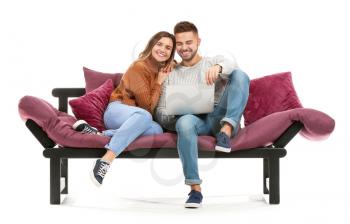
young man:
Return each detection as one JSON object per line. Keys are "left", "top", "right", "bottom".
{"left": 155, "top": 21, "right": 250, "bottom": 208}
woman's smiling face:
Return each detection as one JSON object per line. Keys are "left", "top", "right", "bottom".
{"left": 151, "top": 37, "right": 174, "bottom": 62}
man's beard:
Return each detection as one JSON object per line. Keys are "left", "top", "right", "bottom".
{"left": 180, "top": 48, "right": 198, "bottom": 62}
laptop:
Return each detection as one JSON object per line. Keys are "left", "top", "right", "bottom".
{"left": 164, "top": 84, "right": 215, "bottom": 115}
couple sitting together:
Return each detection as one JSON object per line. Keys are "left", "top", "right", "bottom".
{"left": 72, "top": 21, "right": 250, "bottom": 208}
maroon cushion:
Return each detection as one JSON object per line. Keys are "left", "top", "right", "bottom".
{"left": 18, "top": 96, "right": 335, "bottom": 150}
{"left": 125, "top": 133, "right": 177, "bottom": 152}
{"left": 243, "top": 72, "right": 303, "bottom": 126}
{"left": 83, "top": 67, "right": 123, "bottom": 92}
{"left": 197, "top": 108, "right": 335, "bottom": 152}
{"left": 69, "top": 79, "right": 114, "bottom": 131}
{"left": 18, "top": 95, "right": 110, "bottom": 148}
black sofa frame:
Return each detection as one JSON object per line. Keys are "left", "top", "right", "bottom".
{"left": 26, "top": 88, "right": 303, "bottom": 205}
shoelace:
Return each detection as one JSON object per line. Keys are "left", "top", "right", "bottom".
{"left": 82, "top": 125, "right": 96, "bottom": 134}
{"left": 97, "top": 162, "right": 110, "bottom": 178}
{"left": 219, "top": 132, "right": 229, "bottom": 145}
{"left": 192, "top": 195, "right": 201, "bottom": 200}
{"left": 224, "top": 134, "right": 230, "bottom": 145}
{"left": 188, "top": 191, "right": 202, "bottom": 200}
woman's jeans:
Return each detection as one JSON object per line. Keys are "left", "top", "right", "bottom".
{"left": 175, "top": 69, "right": 250, "bottom": 185}
{"left": 103, "top": 101, "right": 163, "bottom": 156}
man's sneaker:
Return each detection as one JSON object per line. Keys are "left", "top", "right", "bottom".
{"left": 215, "top": 131, "right": 231, "bottom": 153}
{"left": 90, "top": 159, "right": 110, "bottom": 187}
{"left": 185, "top": 190, "right": 203, "bottom": 208}
{"left": 73, "top": 120, "right": 99, "bottom": 135}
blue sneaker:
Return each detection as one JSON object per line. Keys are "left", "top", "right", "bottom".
{"left": 90, "top": 159, "right": 110, "bottom": 187}
{"left": 215, "top": 131, "right": 231, "bottom": 153}
{"left": 185, "top": 190, "right": 203, "bottom": 208}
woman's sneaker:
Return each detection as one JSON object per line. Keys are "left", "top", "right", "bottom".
{"left": 73, "top": 120, "right": 99, "bottom": 135}
{"left": 90, "top": 159, "right": 110, "bottom": 187}
{"left": 185, "top": 190, "right": 203, "bottom": 208}
{"left": 215, "top": 131, "right": 231, "bottom": 153}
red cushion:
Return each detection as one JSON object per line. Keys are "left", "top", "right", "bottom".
{"left": 69, "top": 79, "right": 114, "bottom": 131}
{"left": 83, "top": 67, "right": 123, "bottom": 92}
{"left": 243, "top": 72, "right": 303, "bottom": 126}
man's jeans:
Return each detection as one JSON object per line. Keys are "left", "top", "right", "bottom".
{"left": 175, "top": 69, "right": 250, "bottom": 185}
{"left": 103, "top": 101, "right": 163, "bottom": 156}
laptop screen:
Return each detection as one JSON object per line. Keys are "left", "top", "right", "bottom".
{"left": 164, "top": 84, "right": 214, "bottom": 115}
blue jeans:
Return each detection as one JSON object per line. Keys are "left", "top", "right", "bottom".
{"left": 103, "top": 101, "right": 163, "bottom": 156}
{"left": 175, "top": 69, "right": 250, "bottom": 185}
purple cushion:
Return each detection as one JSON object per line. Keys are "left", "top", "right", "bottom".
{"left": 243, "top": 72, "right": 303, "bottom": 126}
{"left": 18, "top": 96, "right": 335, "bottom": 151}
{"left": 125, "top": 133, "right": 177, "bottom": 152}
{"left": 18, "top": 95, "right": 110, "bottom": 148}
{"left": 126, "top": 108, "right": 335, "bottom": 152}
{"left": 83, "top": 67, "right": 123, "bottom": 92}
{"left": 69, "top": 79, "right": 114, "bottom": 132}
{"left": 197, "top": 108, "right": 335, "bottom": 151}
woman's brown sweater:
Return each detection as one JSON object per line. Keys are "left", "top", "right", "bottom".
{"left": 109, "top": 58, "right": 161, "bottom": 115}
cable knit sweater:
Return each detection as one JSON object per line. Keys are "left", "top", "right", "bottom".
{"left": 109, "top": 58, "right": 161, "bottom": 115}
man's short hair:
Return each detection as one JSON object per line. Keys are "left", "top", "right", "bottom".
{"left": 174, "top": 21, "right": 198, "bottom": 35}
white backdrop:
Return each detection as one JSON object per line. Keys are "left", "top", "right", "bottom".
{"left": 1, "top": 0, "right": 349, "bottom": 223}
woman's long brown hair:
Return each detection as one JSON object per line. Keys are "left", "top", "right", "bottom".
{"left": 138, "top": 31, "right": 176, "bottom": 67}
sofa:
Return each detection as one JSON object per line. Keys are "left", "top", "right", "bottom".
{"left": 18, "top": 68, "right": 335, "bottom": 205}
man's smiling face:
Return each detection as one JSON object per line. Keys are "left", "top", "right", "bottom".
{"left": 175, "top": 31, "right": 201, "bottom": 62}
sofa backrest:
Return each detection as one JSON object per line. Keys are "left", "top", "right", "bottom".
{"left": 83, "top": 68, "right": 303, "bottom": 127}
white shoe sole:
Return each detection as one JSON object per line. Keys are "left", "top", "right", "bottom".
{"left": 215, "top": 145, "right": 231, "bottom": 153}
{"left": 72, "top": 120, "right": 87, "bottom": 130}
{"left": 90, "top": 160, "right": 102, "bottom": 187}
{"left": 185, "top": 202, "right": 202, "bottom": 208}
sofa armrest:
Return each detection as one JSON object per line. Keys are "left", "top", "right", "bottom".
{"left": 273, "top": 121, "right": 304, "bottom": 148}
{"left": 52, "top": 88, "right": 85, "bottom": 98}
{"left": 52, "top": 88, "right": 85, "bottom": 112}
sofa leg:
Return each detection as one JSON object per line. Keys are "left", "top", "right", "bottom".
{"left": 50, "top": 158, "right": 61, "bottom": 204}
{"left": 263, "top": 158, "right": 269, "bottom": 194}
{"left": 61, "top": 158, "right": 68, "bottom": 194}
{"left": 268, "top": 157, "right": 280, "bottom": 204}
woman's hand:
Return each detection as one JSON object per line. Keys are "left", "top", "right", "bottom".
{"left": 157, "top": 61, "right": 176, "bottom": 84}
{"left": 163, "top": 60, "right": 177, "bottom": 73}
{"left": 157, "top": 68, "right": 171, "bottom": 85}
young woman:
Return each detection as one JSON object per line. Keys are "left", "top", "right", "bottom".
{"left": 77, "top": 31, "right": 176, "bottom": 186}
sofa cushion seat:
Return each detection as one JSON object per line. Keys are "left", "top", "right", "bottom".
{"left": 18, "top": 96, "right": 335, "bottom": 151}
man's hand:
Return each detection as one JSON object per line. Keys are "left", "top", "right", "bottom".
{"left": 205, "top": 64, "right": 222, "bottom": 85}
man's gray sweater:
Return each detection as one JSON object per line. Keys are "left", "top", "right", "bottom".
{"left": 155, "top": 55, "right": 237, "bottom": 131}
